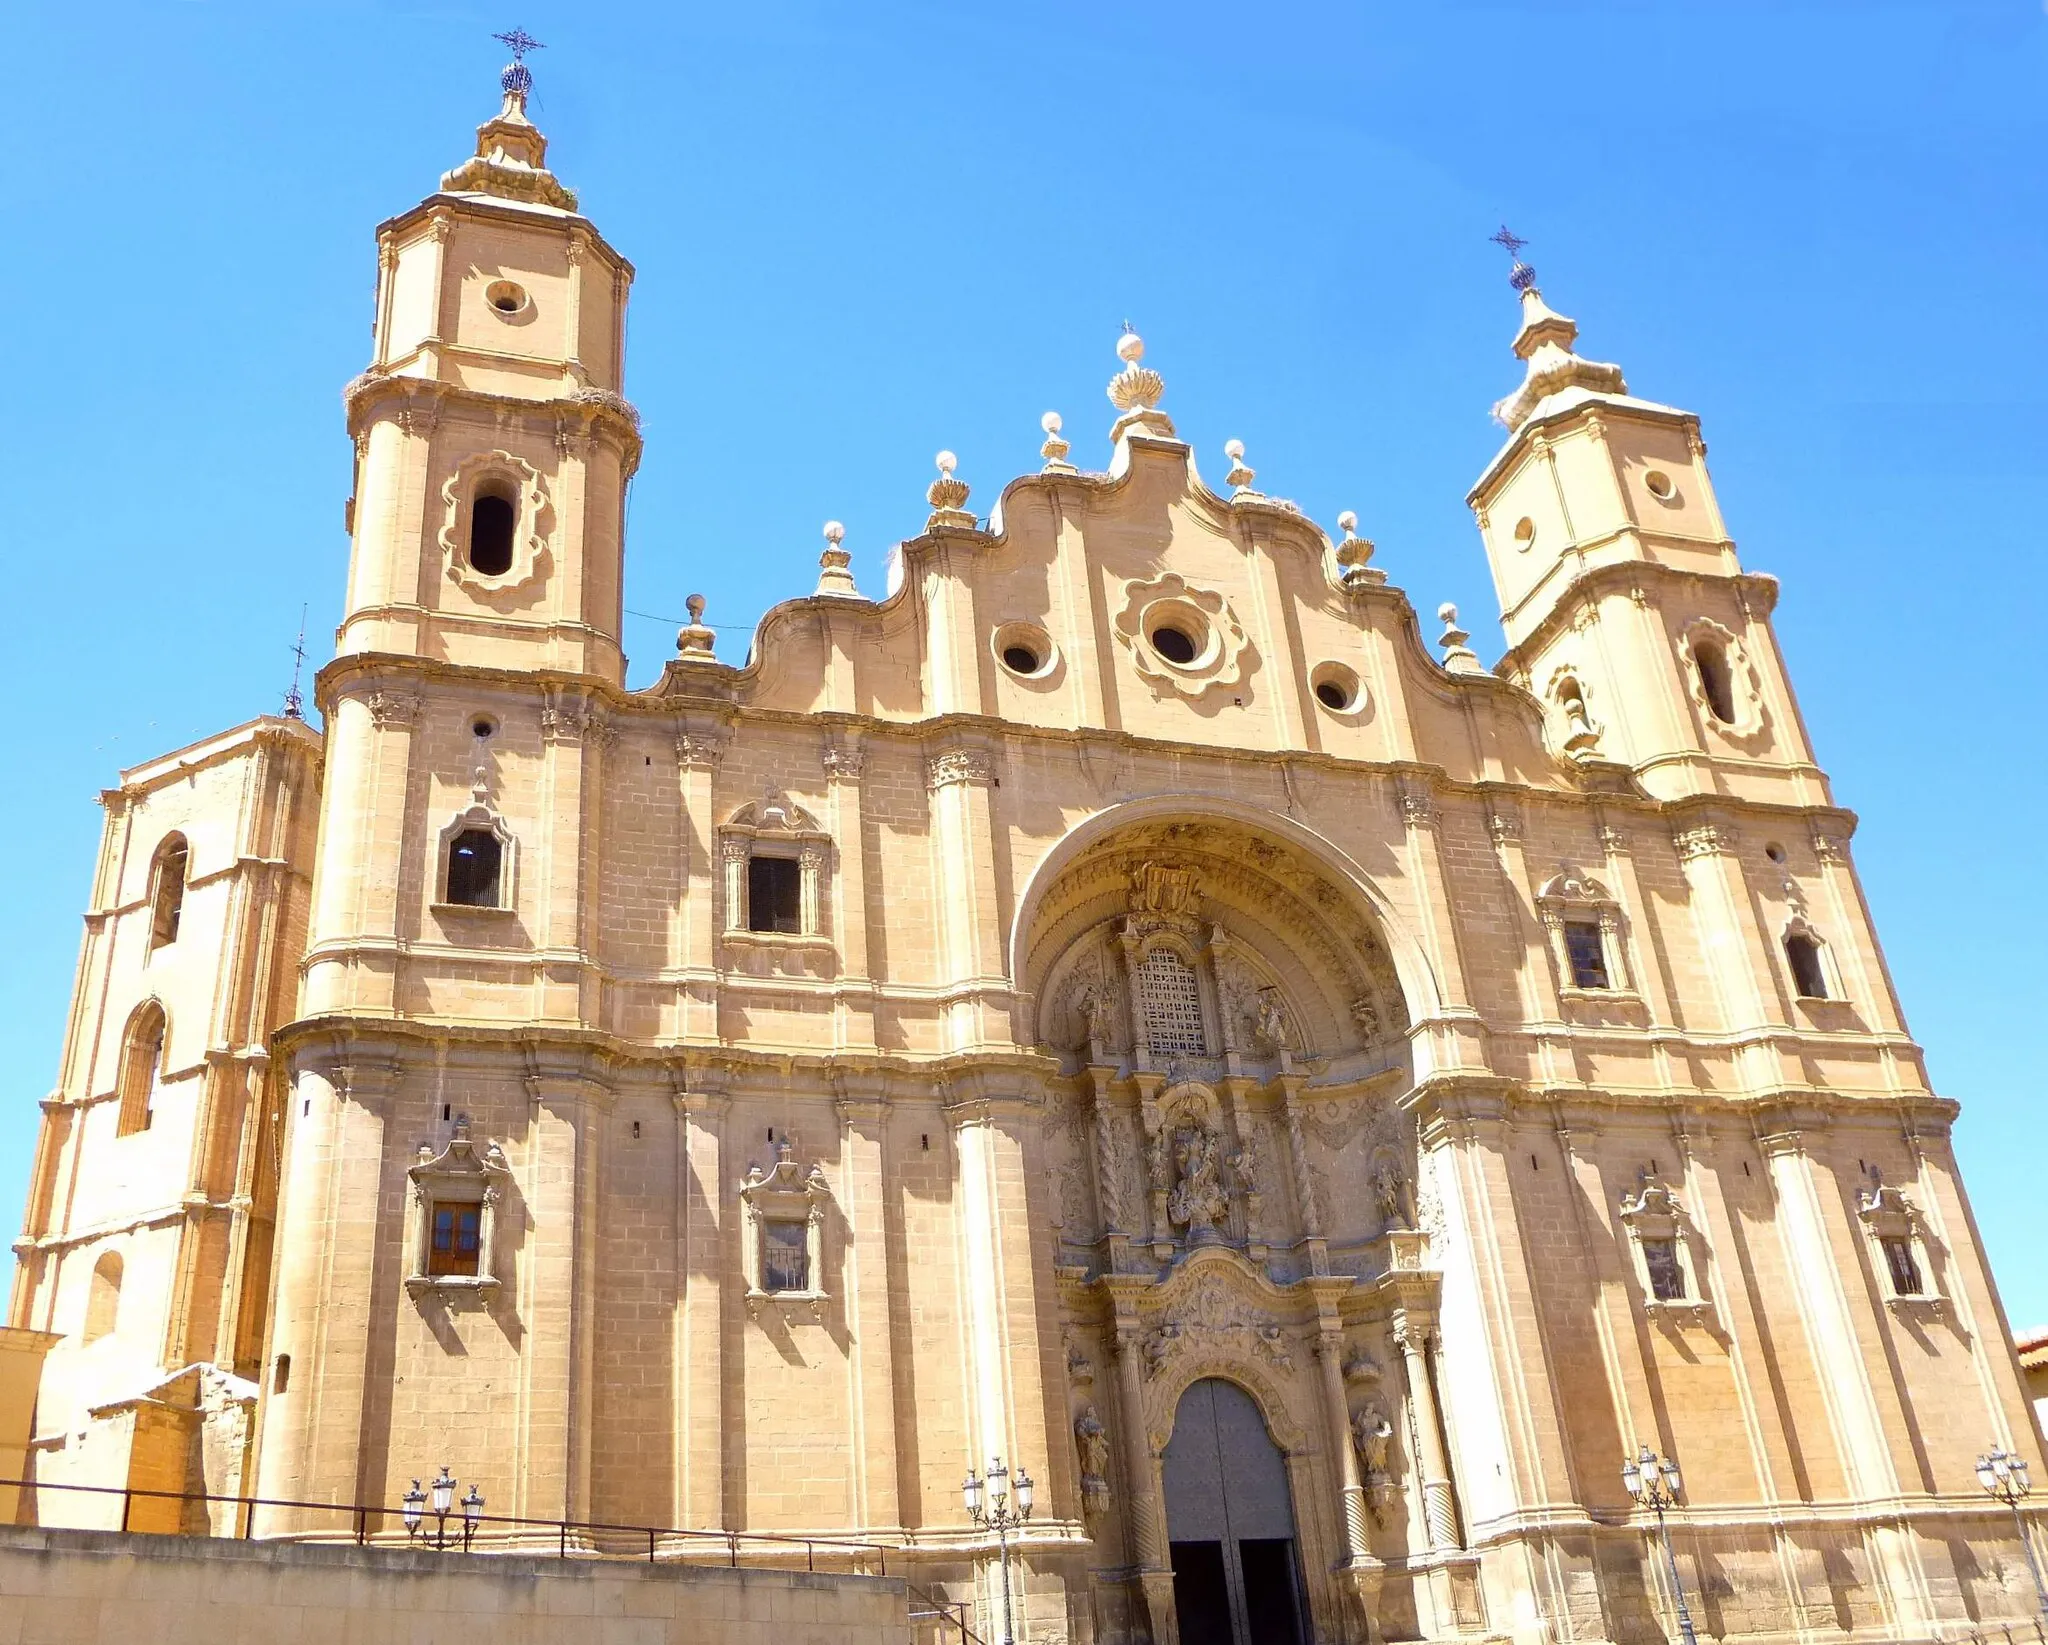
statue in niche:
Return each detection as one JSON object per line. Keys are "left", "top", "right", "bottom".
{"left": 1228, "top": 1125, "right": 1265, "bottom": 1200}
{"left": 1252, "top": 986, "right": 1293, "bottom": 1053}
{"left": 1167, "top": 1125, "right": 1229, "bottom": 1237}
{"left": 1352, "top": 1399, "right": 1394, "bottom": 1478}
{"left": 1075, "top": 1406, "right": 1112, "bottom": 1516}
{"left": 1373, "top": 1159, "right": 1413, "bottom": 1230}
{"left": 1350, "top": 994, "right": 1383, "bottom": 1044}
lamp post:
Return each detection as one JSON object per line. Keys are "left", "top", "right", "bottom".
{"left": 402, "top": 1465, "right": 485, "bottom": 1551}
{"left": 963, "top": 1456, "right": 1035, "bottom": 1645}
{"left": 1623, "top": 1444, "right": 1698, "bottom": 1645}
{"left": 1976, "top": 1444, "right": 2048, "bottom": 1619}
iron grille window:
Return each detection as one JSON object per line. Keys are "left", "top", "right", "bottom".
{"left": 761, "top": 1220, "right": 809, "bottom": 1293}
{"left": 1138, "top": 950, "right": 1207, "bottom": 1057}
{"left": 1882, "top": 1235, "right": 1923, "bottom": 1297}
{"left": 1642, "top": 1237, "right": 1686, "bottom": 1302}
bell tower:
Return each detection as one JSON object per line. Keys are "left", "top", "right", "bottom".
{"left": 1467, "top": 241, "right": 1828, "bottom": 807}
{"left": 339, "top": 38, "right": 639, "bottom": 685}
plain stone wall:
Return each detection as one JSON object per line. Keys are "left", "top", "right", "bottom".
{"left": 0, "top": 1526, "right": 908, "bottom": 1645}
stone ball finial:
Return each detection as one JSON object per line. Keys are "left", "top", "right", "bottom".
{"left": 1223, "top": 439, "right": 1256, "bottom": 493}
{"left": 677, "top": 592, "right": 716, "bottom": 657}
{"left": 926, "top": 451, "right": 972, "bottom": 520}
{"left": 823, "top": 520, "right": 846, "bottom": 546}
{"left": 1040, "top": 411, "right": 1073, "bottom": 470}
{"left": 687, "top": 593, "right": 706, "bottom": 620}
{"left": 1337, "top": 510, "right": 1358, "bottom": 537}
{"left": 1438, "top": 602, "right": 1459, "bottom": 625}
{"left": 936, "top": 450, "right": 958, "bottom": 477}
{"left": 1117, "top": 327, "right": 1145, "bottom": 365}
{"left": 1224, "top": 439, "right": 1245, "bottom": 460}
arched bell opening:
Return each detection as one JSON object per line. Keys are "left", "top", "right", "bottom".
{"left": 1162, "top": 1377, "right": 1309, "bottom": 1645}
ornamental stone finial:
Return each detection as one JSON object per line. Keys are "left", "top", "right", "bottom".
{"left": 1223, "top": 439, "right": 1257, "bottom": 494}
{"left": 816, "top": 520, "right": 860, "bottom": 598}
{"left": 1335, "top": 510, "right": 1382, "bottom": 588}
{"left": 1437, "top": 603, "right": 1484, "bottom": 674}
{"left": 1040, "top": 411, "right": 1074, "bottom": 473}
{"left": 676, "top": 593, "right": 717, "bottom": 659}
{"left": 1107, "top": 324, "right": 1175, "bottom": 441}
{"left": 926, "top": 451, "right": 974, "bottom": 530}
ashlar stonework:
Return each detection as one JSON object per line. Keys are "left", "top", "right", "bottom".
{"left": 8, "top": 61, "right": 2044, "bottom": 1645}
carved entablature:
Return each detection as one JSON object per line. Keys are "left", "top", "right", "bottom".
{"left": 739, "top": 1141, "right": 831, "bottom": 1321}
{"left": 404, "top": 1117, "right": 512, "bottom": 1303}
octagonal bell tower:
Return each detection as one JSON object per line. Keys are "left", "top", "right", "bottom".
{"left": 338, "top": 50, "right": 639, "bottom": 684}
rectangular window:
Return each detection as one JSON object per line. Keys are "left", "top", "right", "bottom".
{"left": 747, "top": 855, "right": 803, "bottom": 934}
{"left": 429, "top": 1205, "right": 483, "bottom": 1277}
{"left": 760, "top": 1220, "right": 809, "bottom": 1293}
{"left": 1563, "top": 919, "right": 1610, "bottom": 990}
{"left": 1882, "top": 1235, "right": 1923, "bottom": 1297}
{"left": 1138, "top": 949, "right": 1208, "bottom": 1057}
{"left": 1642, "top": 1237, "right": 1686, "bottom": 1302}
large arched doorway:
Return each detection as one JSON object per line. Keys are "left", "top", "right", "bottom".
{"left": 1163, "top": 1378, "right": 1307, "bottom": 1645}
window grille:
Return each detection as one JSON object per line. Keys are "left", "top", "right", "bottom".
{"left": 1138, "top": 950, "right": 1207, "bottom": 1057}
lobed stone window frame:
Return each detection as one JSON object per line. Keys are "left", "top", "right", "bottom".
{"left": 738, "top": 1141, "right": 830, "bottom": 1322}
{"left": 404, "top": 1117, "right": 512, "bottom": 1303}
{"left": 718, "top": 791, "right": 833, "bottom": 968}
{"left": 1855, "top": 1169, "right": 1942, "bottom": 1318}
{"left": 1618, "top": 1174, "right": 1713, "bottom": 1325}
{"left": 438, "top": 449, "right": 553, "bottom": 597}
{"left": 434, "top": 800, "right": 519, "bottom": 915}
{"left": 1536, "top": 868, "right": 1636, "bottom": 1001}
{"left": 1677, "top": 616, "right": 1769, "bottom": 748}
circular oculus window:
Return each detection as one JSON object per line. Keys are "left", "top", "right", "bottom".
{"left": 1310, "top": 662, "right": 1367, "bottom": 716}
{"left": 991, "top": 622, "right": 1058, "bottom": 681}
{"left": 1512, "top": 516, "right": 1537, "bottom": 551}
{"left": 485, "top": 280, "right": 531, "bottom": 317}
{"left": 1644, "top": 469, "right": 1677, "bottom": 502}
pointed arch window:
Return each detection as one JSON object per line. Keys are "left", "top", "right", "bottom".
{"left": 149, "top": 835, "right": 188, "bottom": 950}
{"left": 116, "top": 1002, "right": 165, "bottom": 1136}
{"left": 84, "top": 1252, "right": 122, "bottom": 1343}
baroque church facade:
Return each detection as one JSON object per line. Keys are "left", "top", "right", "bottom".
{"left": 8, "top": 57, "right": 2044, "bottom": 1645}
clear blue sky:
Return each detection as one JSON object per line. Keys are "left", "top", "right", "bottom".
{"left": 3, "top": 4, "right": 2043, "bottom": 1327}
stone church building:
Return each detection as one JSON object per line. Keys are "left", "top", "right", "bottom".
{"left": 7, "top": 55, "right": 2044, "bottom": 1645}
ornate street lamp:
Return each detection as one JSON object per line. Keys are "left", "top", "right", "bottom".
{"left": 1976, "top": 1444, "right": 2047, "bottom": 1619}
{"left": 1623, "top": 1444, "right": 1698, "bottom": 1645}
{"left": 964, "top": 1456, "right": 1035, "bottom": 1645}
{"left": 404, "top": 1465, "right": 484, "bottom": 1551}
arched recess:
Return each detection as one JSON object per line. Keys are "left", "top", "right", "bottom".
{"left": 116, "top": 1001, "right": 167, "bottom": 1136}
{"left": 1009, "top": 796, "right": 1442, "bottom": 1030}
{"left": 1014, "top": 802, "right": 1423, "bottom": 1091}
{"left": 85, "top": 1251, "right": 123, "bottom": 1343}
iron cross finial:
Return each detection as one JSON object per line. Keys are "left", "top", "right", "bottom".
{"left": 494, "top": 27, "right": 545, "bottom": 60}
{"left": 1490, "top": 225, "right": 1538, "bottom": 292}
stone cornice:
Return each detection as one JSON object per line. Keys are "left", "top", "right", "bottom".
{"left": 342, "top": 372, "right": 643, "bottom": 473}
{"left": 315, "top": 651, "right": 1863, "bottom": 853}
{"left": 375, "top": 192, "right": 635, "bottom": 282}
{"left": 1495, "top": 560, "right": 1781, "bottom": 684}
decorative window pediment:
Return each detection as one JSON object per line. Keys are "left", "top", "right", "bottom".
{"left": 405, "top": 1117, "right": 512, "bottom": 1302}
{"left": 1536, "top": 866, "right": 1635, "bottom": 999}
{"left": 1856, "top": 1168, "right": 1941, "bottom": 1316}
{"left": 436, "top": 748, "right": 517, "bottom": 914}
{"left": 1618, "top": 1173, "right": 1712, "bottom": 1324}
{"left": 739, "top": 1141, "right": 830, "bottom": 1320}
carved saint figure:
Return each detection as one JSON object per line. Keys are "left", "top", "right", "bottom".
{"left": 1352, "top": 1399, "right": 1394, "bottom": 1479}
{"left": 1373, "top": 1159, "right": 1412, "bottom": 1230}
{"left": 1252, "top": 986, "right": 1292, "bottom": 1052}
{"left": 1167, "top": 1126, "right": 1229, "bottom": 1236}
{"left": 1074, "top": 1406, "right": 1112, "bottom": 1516}
{"left": 1228, "top": 1126, "right": 1264, "bottom": 1200}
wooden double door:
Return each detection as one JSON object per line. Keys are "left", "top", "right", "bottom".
{"left": 1163, "top": 1379, "right": 1309, "bottom": 1645}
